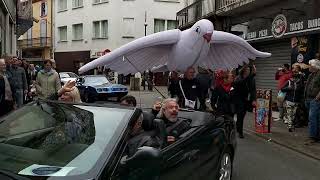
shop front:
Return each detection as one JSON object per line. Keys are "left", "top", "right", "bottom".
{"left": 243, "top": 13, "right": 320, "bottom": 99}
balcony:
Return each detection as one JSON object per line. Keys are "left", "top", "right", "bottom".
{"left": 216, "top": 0, "right": 255, "bottom": 15}
{"left": 18, "top": 37, "right": 52, "bottom": 49}
{"left": 177, "top": 0, "right": 215, "bottom": 29}
{"left": 17, "top": 0, "right": 34, "bottom": 37}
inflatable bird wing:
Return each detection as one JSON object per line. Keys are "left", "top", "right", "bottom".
{"left": 79, "top": 19, "right": 271, "bottom": 74}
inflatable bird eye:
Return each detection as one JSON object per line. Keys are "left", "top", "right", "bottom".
{"left": 195, "top": 26, "right": 201, "bottom": 34}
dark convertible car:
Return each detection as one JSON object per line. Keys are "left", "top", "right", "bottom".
{"left": 0, "top": 100, "right": 236, "bottom": 180}
{"left": 76, "top": 75, "right": 128, "bottom": 102}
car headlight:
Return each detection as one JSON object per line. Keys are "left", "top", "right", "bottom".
{"left": 96, "top": 88, "right": 103, "bottom": 92}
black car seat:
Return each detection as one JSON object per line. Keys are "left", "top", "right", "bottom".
{"left": 141, "top": 111, "right": 156, "bottom": 131}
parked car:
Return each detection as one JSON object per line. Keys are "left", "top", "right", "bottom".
{"left": 59, "top": 72, "right": 79, "bottom": 85}
{"left": 76, "top": 75, "right": 128, "bottom": 103}
{"left": 0, "top": 100, "right": 236, "bottom": 180}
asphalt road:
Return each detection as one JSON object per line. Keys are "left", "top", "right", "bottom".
{"left": 233, "top": 134, "right": 320, "bottom": 180}
{"left": 127, "top": 89, "right": 320, "bottom": 180}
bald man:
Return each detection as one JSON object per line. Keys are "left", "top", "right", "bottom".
{"left": 0, "top": 59, "right": 15, "bottom": 116}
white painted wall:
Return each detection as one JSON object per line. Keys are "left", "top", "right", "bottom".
{"left": 54, "top": 0, "right": 184, "bottom": 55}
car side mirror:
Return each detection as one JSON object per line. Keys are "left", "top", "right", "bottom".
{"left": 76, "top": 78, "right": 84, "bottom": 85}
{"left": 121, "top": 146, "right": 162, "bottom": 168}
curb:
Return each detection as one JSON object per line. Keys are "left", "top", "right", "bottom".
{"left": 244, "top": 128, "right": 320, "bottom": 162}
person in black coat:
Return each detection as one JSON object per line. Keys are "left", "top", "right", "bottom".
{"left": 211, "top": 71, "right": 235, "bottom": 117}
{"left": 233, "top": 65, "right": 257, "bottom": 138}
{"left": 281, "top": 64, "right": 305, "bottom": 132}
{"left": 177, "top": 67, "right": 200, "bottom": 110}
{"left": 196, "top": 67, "right": 212, "bottom": 111}
{"left": 168, "top": 71, "right": 180, "bottom": 98}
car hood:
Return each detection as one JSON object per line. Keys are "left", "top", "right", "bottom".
{"left": 91, "top": 84, "right": 127, "bottom": 89}
{"left": 61, "top": 77, "right": 77, "bottom": 83}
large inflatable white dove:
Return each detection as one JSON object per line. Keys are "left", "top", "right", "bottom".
{"left": 79, "top": 19, "right": 271, "bottom": 74}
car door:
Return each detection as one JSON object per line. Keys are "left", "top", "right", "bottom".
{"left": 159, "top": 122, "right": 227, "bottom": 180}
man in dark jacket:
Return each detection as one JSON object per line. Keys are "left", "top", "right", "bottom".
{"left": 281, "top": 64, "right": 304, "bottom": 132}
{"left": 10, "top": 58, "right": 28, "bottom": 108}
{"left": 0, "top": 59, "right": 15, "bottom": 117}
{"left": 196, "top": 67, "right": 212, "bottom": 111}
{"left": 168, "top": 71, "right": 180, "bottom": 98}
{"left": 304, "top": 59, "right": 320, "bottom": 145}
{"left": 233, "top": 65, "right": 256, "bottom": 138}
{"left": 178, "top": 67, "right": 200, "bottom": 110}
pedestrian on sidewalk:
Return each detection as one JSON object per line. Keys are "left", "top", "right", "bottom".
{"left": 281, "top": 64, "right": 304, "bottom": 132}
{"left": 233, "top": 65, "right": 257, "bottom": 138}
{"left": 211, "top": 70, "right": 235, "bottom": 117}
{"left": 177, "top": 67, "right": 200, "bottom": 110}
{"left": 10, "top": 58, "right": 28, "bottom": 108}
{"left": 147, "top": 71, "right": 154, "bottom": 91}
{"left": 0, "top": 59, "right": 15, "bottom": 117}
{"left": 196, "top": 67, "right": 212, "bottom": 111}
{"left": 35, "top": 59, "right": 61, "bottom": 99}
{"left": 275, "top": 64, "right": 292, "bottom": 122}
{"left": 304, "top": 59, "right": 320, "bottom": 145}
{"left": 168, "top": 71, "right": 180, "bottom": 98}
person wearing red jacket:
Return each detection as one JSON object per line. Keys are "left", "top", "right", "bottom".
{"left": 275, "top": 64, "right": 292, "bottom": 122}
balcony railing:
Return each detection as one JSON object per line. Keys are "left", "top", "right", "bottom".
{"left": 17, "top": 0, "right": 33, "bottom": 37}
{"left": 177, "top": 0, "right": 215, "bottom": 29}
{"left": 216, "top": 0, "right": 255, "bottom": 14}
{"left": 18, "top": 37, "right": 52, "bottom": 49}
{"left": 177, "top": 0, "right": 257, "bottom": 29}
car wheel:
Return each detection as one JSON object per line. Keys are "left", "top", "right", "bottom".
{"left": 218, "top": 150, "right": 233, "bottom": 180}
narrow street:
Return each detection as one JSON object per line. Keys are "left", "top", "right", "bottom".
{"left": 233, "top": 134, "right": 320, "bottom": 180}
{"left": 129, "top": 87, "right": 320, "bottom": 180}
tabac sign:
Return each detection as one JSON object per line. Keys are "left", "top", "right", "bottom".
{"left": 245, "top": 14, "right": 320, "bottom": 41}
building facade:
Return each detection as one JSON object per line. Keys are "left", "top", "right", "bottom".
{"left": 54, "top": 0, "right": 184, "bottom": 76}
{"left": 177, "top": 0, "right": 320, "bottom": 99}
{"left": 18, "top": 0, "right": 53, "bottom": 62}
{"left": 0, "top": 0, "right": 17, "bottom": 57}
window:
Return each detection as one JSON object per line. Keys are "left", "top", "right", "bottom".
{"left": 93, "top": 0, "right": 108, "bottom": 4}
{"left": 72, "top": 24, "right": 83, "bottom": 40}
{"left": 154, "top": 19, "right": 165, "bottom": 33}
{"left": 122, "top": 18, "right": 135, "bottom": 38}
{"left": 167, "top": 20, "right": 177, "bottom": 30}
{"left": 93, "top": 20, "right": 108, "bottom": 38}
{"left": 58, "top": 0, "right": 67, "bottom": 11}
{"left": 154, "top": 19, "right": 177, "bottom": 33}
{"left": 40, "top": 1, "right": 48, "bottom": 17}
{"left": 73, "top": 0, "right": 83, "bottom": 8}
{"left": 58, "top": 26, "right": 67, "bottom": 41}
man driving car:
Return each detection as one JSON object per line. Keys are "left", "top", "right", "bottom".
{"left": 156, "top": 98, "right": 191, "bottom": 144}
{"left": 126, "top": 98, "right": 190, "bottom": 156}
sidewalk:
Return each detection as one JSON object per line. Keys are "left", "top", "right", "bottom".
{"left": 244, "top": 112, "right": 320, "bottom": 160}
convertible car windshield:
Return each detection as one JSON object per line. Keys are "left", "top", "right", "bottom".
{"left": 0, "top": 101, "right": 133, "bottom": 178}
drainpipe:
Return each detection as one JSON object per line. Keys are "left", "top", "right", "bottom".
{"left": 51, "top": 0, "right": 54, "bottom": 59}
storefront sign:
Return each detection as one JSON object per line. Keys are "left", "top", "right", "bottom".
{"left": 271, "top": 14, "right": 287, "bottom": 38}
{"left": 90, "top": 49, "right": 111, "bottom": 58}
{"left": 246, "top": 14, "right": 320, "bottom": 41}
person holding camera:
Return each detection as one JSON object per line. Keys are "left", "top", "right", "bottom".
{"left": 275, "top": 64, "right": 292, "bottom": 122}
